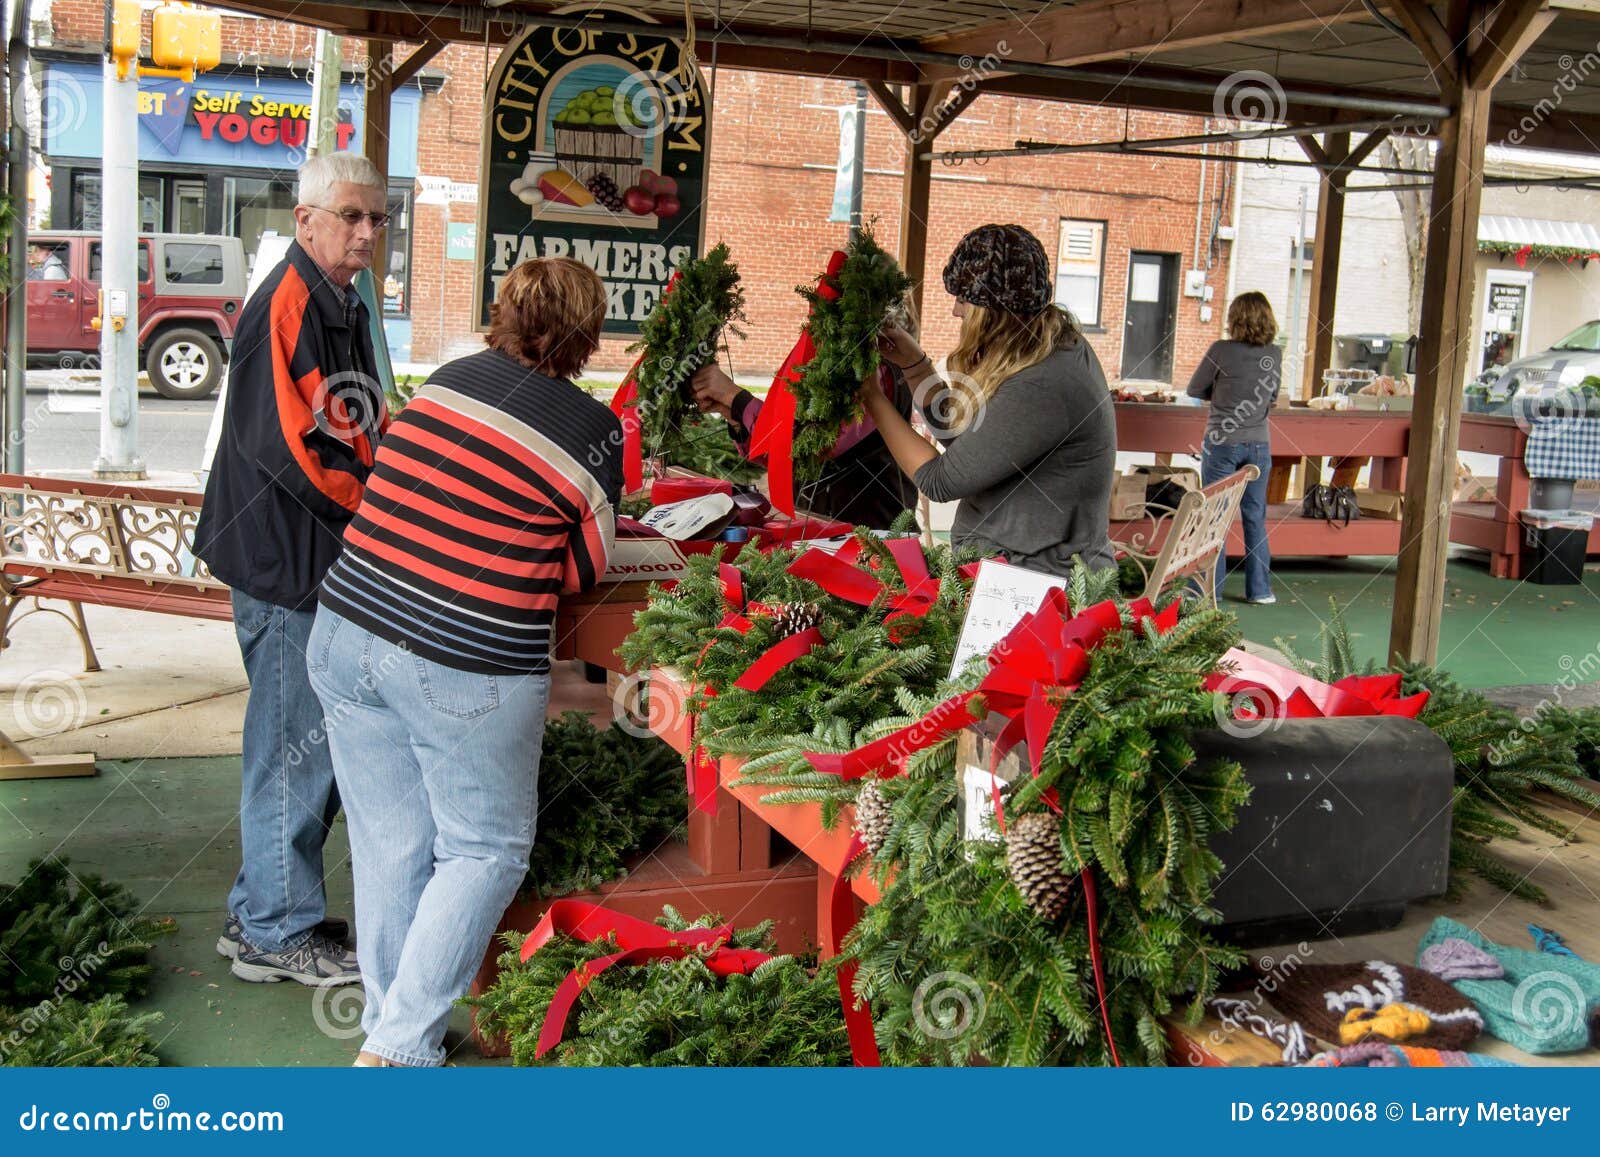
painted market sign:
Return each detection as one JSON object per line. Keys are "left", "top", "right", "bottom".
{"left": 475, "top": 4, "right": 709, "bottom": 335}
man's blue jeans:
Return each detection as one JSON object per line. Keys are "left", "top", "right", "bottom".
{"left": 1201, "top": 440, "right": 1274, "bottom": 601}
{"left": 228, "top": 589, "right": 341, "bottom": 953}
{"left": 307, "top": 606, "right": 551, "bottom": 1067}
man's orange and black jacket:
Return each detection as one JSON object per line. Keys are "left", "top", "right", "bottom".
{"left": 196, "top": 240, "right": 391, "bottom": 610}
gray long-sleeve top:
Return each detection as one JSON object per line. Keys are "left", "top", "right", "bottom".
{"left": 912, "top": 340, "right": 1117, "bottom": 576}
{"left": 1185, "top": 339, "right": 1281, "bottom": 445}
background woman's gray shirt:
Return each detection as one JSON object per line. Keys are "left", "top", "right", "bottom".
{"left": 912, "top": 340, "right": 1117, "bottom": 576}
{"left": 1185, "top": 339, "right": 1281, "bottom": 444}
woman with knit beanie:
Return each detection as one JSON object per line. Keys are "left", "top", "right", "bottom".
{"left": 862, "top": 223, "right": 1117, "bottom": 576}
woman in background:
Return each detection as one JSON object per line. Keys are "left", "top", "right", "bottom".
{"left": 1185, "top": 291, "right": 1280, "bottom": 605}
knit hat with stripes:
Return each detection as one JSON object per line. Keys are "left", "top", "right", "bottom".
{"left": 1262, "top": 959, "right": 1485, "bottom": 1052}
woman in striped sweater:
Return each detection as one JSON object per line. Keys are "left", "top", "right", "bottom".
{"left": 307, "top": 258, "right": 623, "bottom": 1067}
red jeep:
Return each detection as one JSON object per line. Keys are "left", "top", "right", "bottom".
{"left": 25, "top": 232, "right": 246, "bottom": 399}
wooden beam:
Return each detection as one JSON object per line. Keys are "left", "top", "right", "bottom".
{"left": 1298, "top": 134, "right": 1330, "bottom": 168}
{"left": 389, "top": 37, "right": 446, "bottom": 88}
{"left": 1302, "top": 132, "right": 1349, "bottom": 402}
{"left": 1344, "top": 126, "right": 1392, "bottom": 170}
{"left": 864, "top": 80, "right": 915, "bottom": 138}
{"left": 1469, "top": 1, "right": 1555, "bottom": 89}
{"left": 1388, "top": 0, "right": 1459, "bottom": 84}
{"left": 1390, "top": 74, "right": 1493, "bottom": 663}
{"left": 899, "top": 84, "right": 939, "bottom": 326}
{"left": 923, "top": 0, "right": 1365, "bottom": 68}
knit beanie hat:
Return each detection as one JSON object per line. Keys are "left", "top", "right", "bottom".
{"left": 1261, "top": 959, "right": 1484, "bottom": 1051}
{"left": 1418, "top": 916, "right": 1600, "bottom": 1055}
{"left": 942, "top": 224, "right": 1053, "bottom": 315}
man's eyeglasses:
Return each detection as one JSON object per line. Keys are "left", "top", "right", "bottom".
{"left": 311, "top": 205, "right": 392, "bottom": 230}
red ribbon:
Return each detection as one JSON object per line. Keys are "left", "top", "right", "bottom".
{"left": 748, "top": 251, "right": 848, "bottom": 516}
{"left": 519, "top": 900, "right": 772, "bottom": 1059}
{"left": 786, "top": 535, "right": 943, "bottom": 638}
{"left": 1205, "top": 649, "right": 1430, "bottom": 721}
{"left": 830, "top": 833, "right": 882, "bottom": 1067}
{"left": 732, "top": 626, "right": 825, "bottom": 691}
{"left": 609, "top": 271, "right": 683, "bottom": 494}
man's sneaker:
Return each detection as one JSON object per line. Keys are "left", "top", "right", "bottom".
{"left": 1247, "top": 594, "right": 1278, "bottom": 606}
{"left": 230, "top": 933, "right": 361, "bottom": 987}
{"left": 217, "top": 913, "right": 350, "bottom": 960}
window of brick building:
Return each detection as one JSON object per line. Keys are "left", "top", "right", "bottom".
{"left": 383, "top": 189, "right": 412, "bottom": 318}
{"left": 1055, "top": 218, "right": 1106, "bottom": 328}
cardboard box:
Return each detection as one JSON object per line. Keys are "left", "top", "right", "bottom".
{"left": 1456, "top": 475, "right": 1497, "bottom": 504}
{"left": 1109, "top": 471, "right": 1149, "bottom": 519}
{"left": 1135, "top": 464, "right": 1202, "bottom": 490}
{"left": 1357, "top": 488, "right": 1405, "bottom": 520}
{"left": 1348, "top": 393, "right": 1414, "bottom": 413}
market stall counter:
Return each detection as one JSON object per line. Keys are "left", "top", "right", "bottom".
{"left": 1111, "top": 402, "right": 1411, "bottom": 559}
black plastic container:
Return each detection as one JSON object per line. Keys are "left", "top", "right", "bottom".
{"left": 1194, "top": 716, "right": 1454, "bottom": 947}
{"left": 1521, "top": 510, "right": 1592, "bottom": 585}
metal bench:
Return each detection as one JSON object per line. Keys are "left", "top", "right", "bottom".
{"left": 1116, "top": 464, "right": 1261, "bottom": 607}
{"left": 1, "top": 473, "right": 230, "bottom": 673}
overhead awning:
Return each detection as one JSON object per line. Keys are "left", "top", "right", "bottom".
{"left": 1478, "top": 215, "right": 1600, "bottom": 251}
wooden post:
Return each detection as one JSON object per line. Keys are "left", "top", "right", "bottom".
{"left": 1389, "top": 0, "right": 1516, "bottom": 664}
{"left": 363, "top": 48, "right": 394, "bottom": 286}
{"left": 898, "top": 84, "right": 936, "bottom": 324}
{"left": 1300, "top": 132, "right": 1347, "bottom": 403}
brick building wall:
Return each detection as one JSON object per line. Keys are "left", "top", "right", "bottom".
{"left": 45, "top": 1, "right": 1235, "bottom": 383}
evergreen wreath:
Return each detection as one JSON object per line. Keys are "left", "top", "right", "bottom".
{"left": 468, "top": 906, "right": 850, "bottom": 1066}
{"left": 787, "top": 228, "right": 913, "bottom": 484}
{"left": 840, "top": 569, "right": 1250, "bottom": 1065}
{"left": 522, "top": 713, "right": 688, "bottom": 899}
{"left": 628, "top": 243, "right": 751, "bottom": 479}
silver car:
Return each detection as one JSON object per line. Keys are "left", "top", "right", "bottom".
{"left": 1474, "top": 320, "right": 1600, "bottom": 399}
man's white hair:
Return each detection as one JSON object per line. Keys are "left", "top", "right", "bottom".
{"left": 297, "top": 153, "right": 385, "bottom": 207}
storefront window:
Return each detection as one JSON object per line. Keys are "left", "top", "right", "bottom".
{"left": 384, "top": 189, "right": 412, "bottom": 318}
{"left": 224, "top": 174, "right": 298, "bottom": 276}
{"left": 72, "top": 173, "right": 165, "bottom": 232}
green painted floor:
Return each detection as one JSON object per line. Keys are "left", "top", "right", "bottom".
{"left": 0, "top": 757, "right": 495, "bottom": 1068}
{"left": 4, "top": 557, "right": 1598, "bottom": 1066}
{"left": 1224, "top": 555, "right": 1600, "bottom": 688}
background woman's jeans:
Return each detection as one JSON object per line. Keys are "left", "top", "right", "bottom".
{"left": 307, "top": 607, "right": 551, "bottom": 1067}
{"left": 1201, "top": 440, "right": 1273, "bottom": 600}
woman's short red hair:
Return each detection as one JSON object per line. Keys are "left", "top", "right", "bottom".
{"left": 486, "top": 258, "right": 607, "bottom": 379}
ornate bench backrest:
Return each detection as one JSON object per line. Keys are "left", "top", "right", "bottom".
{"left": 1119, "top": 465, "right": 1259, "bottom": 607}
{"left": 0, "top": 474, "right": 224, "bottom": 593}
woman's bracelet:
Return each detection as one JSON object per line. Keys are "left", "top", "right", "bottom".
{"left": 889, "top": 353, "right": 932, "bottom": 373}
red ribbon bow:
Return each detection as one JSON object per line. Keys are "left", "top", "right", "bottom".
{"left": 748, "top": 251, "right": 848, "bottom": 516}
{"left": 519, "top": 900, "right": 772, "bottom": 1058}
{"left": 1204, "top": 650, "right": 1430, "bottom": 722}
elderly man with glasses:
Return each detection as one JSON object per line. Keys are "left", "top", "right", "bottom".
{"left": 195, "top": 153, "right": 392, "bottom": 987}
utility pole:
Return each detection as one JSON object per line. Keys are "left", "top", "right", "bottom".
{"left": 847, "top": 82, "right": 867, "bottom": 243}
{"left": 96, "top": 0, "right": 145, "bottom": 479}
{"left": 4, "top": 0, "right": 31, "bottom": 473}
{"left": 306, "top": 30, "right": 342, "bottom": 157}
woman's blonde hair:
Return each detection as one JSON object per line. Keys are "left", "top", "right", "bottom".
{"left": 1227, "top": 291, "right": 1277, "bottom": 346}
{"left": 487, "top": 258, "right": 606, "bottom": 379}
{"left": 943, "top": 304, "right": 1079, "bottom": 430}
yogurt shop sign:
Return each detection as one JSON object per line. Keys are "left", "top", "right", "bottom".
{"left": 474, "top": 5, "right": 709, "bottom": 336}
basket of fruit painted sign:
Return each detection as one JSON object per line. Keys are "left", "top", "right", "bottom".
{"left": 552, "top": 84, "right": 646, "bottom": 192}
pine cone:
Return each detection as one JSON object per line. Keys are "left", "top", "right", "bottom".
{"left": 1006, "top": 812, "right": 1074, "bottom": 922}
{"left": 853, "top": 778, "right": 893, "bottom": 857}
{"left": 771, "top": 601, "right": 823, "bottom": 640}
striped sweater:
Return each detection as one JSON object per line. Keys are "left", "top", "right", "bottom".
{"left": 319, "top": 349, "right": 622, "bottom": 674}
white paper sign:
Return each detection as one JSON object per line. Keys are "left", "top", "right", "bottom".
{"left": 961, "top": 763, "right": 1002, "bottom": 844}
{"left": 947, "top": 559, "right": 1067, "bottom": 678}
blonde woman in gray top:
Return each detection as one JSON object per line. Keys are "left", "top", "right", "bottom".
{"left": 863, "top": 224, "right": 1117, "bottom": 578}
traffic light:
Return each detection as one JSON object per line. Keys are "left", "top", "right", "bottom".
{"left": 151, "top": 3, "right": 222, "bottom": 79}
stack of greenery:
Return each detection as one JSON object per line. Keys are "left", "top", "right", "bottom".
{"left": 619, "top": 524, "right": 979, "bottom": 772}
{"left": 523, "top": 712, "right": 687, "bottom": 898}
{"left": 0, "top": 859, "right": 175, "bottom": 1066}
{"left": 469, "top": 906, "right": 850, "bottom": 1066}
{"left": 741, "top": 567, "right": 1251, "bottom": 1065}
{"left": 627, "top": 243, "right": 758, "bottom": 483}
{"left": 1279, "top": 603, "right": 1600, "bottom": 903}
{"left": 787, "top": 228, "right": 913, "bottom": 484}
